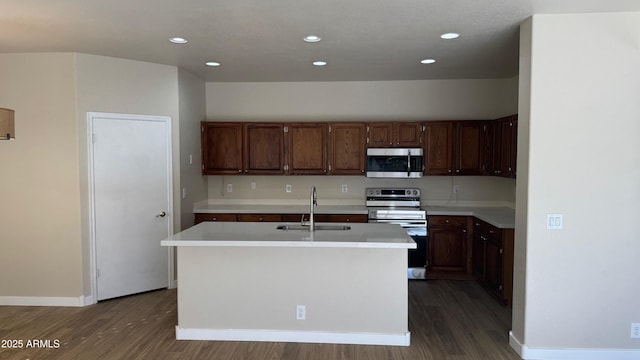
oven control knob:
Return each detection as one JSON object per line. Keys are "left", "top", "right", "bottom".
{"left": 405, "top": 190, "right": 410, "bottom": 195}
{"left": 375, "top": 189, "right": 380, "bottom": 195}
{"left": 413, "top": 190, "right": 418, "bottom": 195}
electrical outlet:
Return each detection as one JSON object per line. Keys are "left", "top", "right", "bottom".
{"left": 296, "top": 305, "right": 306, "bottom": 320}
{"left": 182, "top": 187, "right": 187, "bottom": 199}
{"left": 632, "top": 323, "right": 640, "bottom": 338}
{"left": 189, "top": 154, "right": 193, "bottom": 165}
{"left": 341, "top": 184, "right": 348, "bottom": 193}
{"left": 286, "top": 184, "right": 292, "bottom": 193}
{"left": 251, "top": 181, "right": 256, "bottom": 190}
{"left": 453, "top": 185, "right": 460, "bottom": 193}
{"left": 226, "top": 184, "right": 233, "bottom": 193}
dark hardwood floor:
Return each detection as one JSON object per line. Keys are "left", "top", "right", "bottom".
{"left": 0, "top": 280, "right": 520, "bottom": 360}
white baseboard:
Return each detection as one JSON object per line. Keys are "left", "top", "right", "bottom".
{"left": 510, "top": 331, "right": 640, "bottom": 360}
{"left": 176, "top": 327, "right": 411, "bottom": 346}
{"left": 0, "top": 295, "right": 90, "bottom": 307}
{"left": 169, "top": 280, "right": 178, "bottom": 289}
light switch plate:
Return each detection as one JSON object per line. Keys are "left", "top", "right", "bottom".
{"left": 547, "top": 214, "right": 563, "bottom": 230}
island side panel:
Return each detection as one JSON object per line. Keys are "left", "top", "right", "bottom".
{"left": 177, "top": 246, "right": 408, "bottom": 335}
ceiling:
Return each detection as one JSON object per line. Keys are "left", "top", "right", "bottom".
{"left": 1, "top": 0, "right": 639, "bottom": 82}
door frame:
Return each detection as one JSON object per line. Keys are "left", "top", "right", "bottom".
{"left": 87, "top": 112, "right": 174, "bottom": 304}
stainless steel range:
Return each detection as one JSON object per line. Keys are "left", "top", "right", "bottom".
{"left": 366, "top": 188, "right": 428, "bottom": 279}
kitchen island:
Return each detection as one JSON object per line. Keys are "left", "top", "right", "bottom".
{"left": 161, "top": 221, "right": 416, "bottom": 346}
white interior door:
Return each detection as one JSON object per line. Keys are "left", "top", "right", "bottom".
{"left": 89, "top": 113, "right": 172, "bottom": 301}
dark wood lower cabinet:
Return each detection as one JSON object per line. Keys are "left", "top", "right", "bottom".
{"left": 194, "top": 213, "right": 237, "bottom": 224}
{"left": 427, "top": 216, "right": 470, "bottom": 273}
{"left": 236, "top": 214, "right": 282, "bottom": 222}
{"left": 472, "top": 219, "right": 514, "bottom": 306}
{"left": 195, "top": 213, "right": 367, "bottom": 225}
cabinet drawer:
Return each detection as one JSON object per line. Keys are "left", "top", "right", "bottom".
{"left": 237, "top": 214, "right": 282, "bottom": 222}
{"left": 315, "top": 214, "right": 367, "bottom": 223}
{"left": 281, "top": 214, "right": 368, "bottom": 223}
{"left": 194, "top": 213, "right": 237, "bottom": 224}
{"left": 428, "top": 215, "right": 467, "bottom": 227}
{"left": 473, "top": 219, "right": 502, "bottom": 238}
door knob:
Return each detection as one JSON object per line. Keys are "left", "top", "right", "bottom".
{"left": 156, "top": 211, "right": 166, "bottom": 218}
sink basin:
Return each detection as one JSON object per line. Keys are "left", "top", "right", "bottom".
{"left": 276, "top": 224, "right": 351, "bottom": 231}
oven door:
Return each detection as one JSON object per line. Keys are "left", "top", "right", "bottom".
{"left": 367, "top": 219, "right": 427, "bottom": 236}
{"left": 366, "top": 148, "right": 424, "bottom": 178}
{"left": 368, "top": 220, "right": 428, "bottom": 276}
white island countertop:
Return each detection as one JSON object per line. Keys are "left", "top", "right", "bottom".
{"left": 162, "top": 221, "right": 416, "bottom": 249}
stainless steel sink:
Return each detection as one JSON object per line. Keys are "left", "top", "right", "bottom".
{"left": 276, "top": 224, "right": 351, "bottom": 231}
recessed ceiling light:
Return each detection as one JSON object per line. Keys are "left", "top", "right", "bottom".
{"left": 440, "top": 33, "right": 460, "bottom": 40}
{"left": 420, "top": 59, "right": 436, "bottom": 64}
{"left": 206, "top": 61, "right": 221, "bottom": 67}
{"left": 169, "top": 37, "right": 188, "bottom": 44}
{"left": 312, "top": 61, "right": 327, "bottom": 66}
{"left": 304, "top": 35, "right": 322, "bottom": 43}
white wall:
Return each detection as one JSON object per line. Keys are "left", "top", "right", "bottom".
{"left": 511, "top": 16, "right": 532, "bottom": 345}
{"left": 178, "top": 69, "right": 207, "bottom": 230}
{"left": 207, "top": 175, "right": 515, "bottom": 207}
{"left": 0, "top": 53, "right": 83, "bottom": 299}
{"left": 513, "top": 12, "right": 640, "bottom": 357}
{"left": 75, "top": 54, "right": 181, "bottom": 296}
{"left": 0, "top": 53, "right": 187, "bottom": 302}
{"left": 206, "top": 79, "right": 518, "bottom": 121}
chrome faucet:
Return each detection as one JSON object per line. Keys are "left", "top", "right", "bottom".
{"left": 309, "top": 186, "right": 317, "bottom": 232}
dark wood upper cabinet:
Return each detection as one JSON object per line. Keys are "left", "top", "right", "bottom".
{"left": 286, "top": 123, "right": 328, "bottom": 175}
{"left": 367, "top": 122, "right": 423, "bottom": 147}
{"left": 329, "top": 123, "right": 366, "bottom": 175}
{"left": 488, "top": 115, "right": 518, "bottom": 178}
{"left": 243, "top": 123, "right": 285, "bottom": 174}
{"left": 201, "top": 118, "right": 514, "bottom": 178}
{"left": 503, "top": 116, "right": 517, "bottom": 178}
{"left": 424, "top": 121, "right": 454, "bottom": 175}
{"left": 454, "top": 121, "right": 485, "bottom": 175}
{"left": 201, "top": 122, "right": 243, "bottom": 175}
{"left": 424, "top": 121, "right": 484, "bottom": 175}
{"left": 368, "top": 123, "right": 394, "bottom": 147}
{"left": 396, "top": 122, "right": 423, "bottom": 147}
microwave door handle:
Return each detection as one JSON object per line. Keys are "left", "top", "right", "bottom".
{"left": 407, "top": 149, "right": 411, "bottom": 177}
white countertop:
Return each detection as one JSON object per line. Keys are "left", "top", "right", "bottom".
{"left": 195, "top": 204, "right": 368, "bottom": 215}
{"left": 194, "top": 203, "right": 515, "bottom": 228}
{"left": 424, "top": 206, "right": 515, "bottom": 228}
{"left": 162, "top": 222, "right": 416, "bottom": 249}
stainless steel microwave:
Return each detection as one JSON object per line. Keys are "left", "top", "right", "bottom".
{"left": 366, "top": 148, "right": 424, "bottom": 178}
